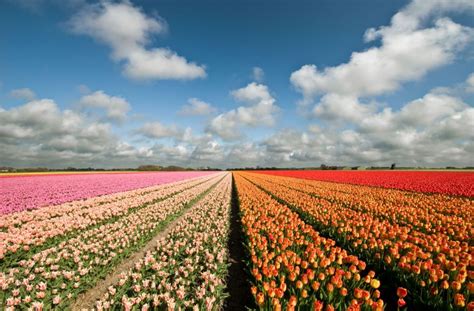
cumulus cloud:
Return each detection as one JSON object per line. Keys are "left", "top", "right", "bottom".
{"left": 0, "top": 94, "right": 233, "bottom": 168}
{"left": 149, "top": 144, "right": 191, "bottom": 162}
{"left": 0, "top": 99, "right": 80, "bottom": 140}
{"left": 1, "top": 88, "right": 472, "bottom": 169}
{"left": 207, "top": 82, "right": 279, "bottom": 140}
{"left": 179, "top": 98, "right": 216, "bottom": 116}
{"left": 190, "top": 140, "right": 225, "bottom": 161}
{"left": 397, "top": 93, "right": 467, "bottom": 127}
{"left": 257, "top": 90, "right": 474, "bottom": 167}
{"left": 227, "top": 142, "right": 265, "bottom": 164}
{"left": 10, "top": 88, "right": 36, "bottom": 101}
{"left": 0, "top": 98, "right": 144, "bottom": 168}
{"left": 137, "top": 122, "right": 184, "bottom": 140}
{"left": 252, "top": 66, "right": 264, "bottom": 82}
{"left": 292, "top": 19, "right": 472, "bottom": 100}
{"left": 69, "top": 1, "right": 206, "bottom": 80}
{"left": 0, "top": 96, "right": 181, "bottom": 168}
{"left": 313, "top": 94, "right": 378, "bottom": 123}
{"left": 291, "top": 0, "right": 474, "bottom": 120}
{"left": 279, "top": 0, "right": 474, "bottom": 167}
{"left": 79, "top": 90, "right": 130, "bottom": 122}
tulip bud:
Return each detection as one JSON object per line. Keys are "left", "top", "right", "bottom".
{"left": 397, "top": 298, "right": 406, "bottom": 308}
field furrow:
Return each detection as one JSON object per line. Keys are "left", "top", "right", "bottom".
{"left": 240, "top": 172, "right": 473, "bottom": 309}
{"left": 250, "top": 172, "right": 472, "bottom": 242}
{"left": 85, "top": 172, "right": 232, "bottom": 310}
{"left": 1, "top": 170, "right": 472, "bottom": 310}
{"left": 0, "top": 173, "right": 219, "bottom": 265}
{"left": 0, "top": 173, "right": 226, "bottom": 309}
{"left": 234, "top": 172, "right": 384, "bottom": 310}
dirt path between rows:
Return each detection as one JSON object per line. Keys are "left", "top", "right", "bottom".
{"left": 223, "top": 175, "right": 255, "bottom": 310}
{"left": 70, "top": 207, "right": 193, "bottom": 310}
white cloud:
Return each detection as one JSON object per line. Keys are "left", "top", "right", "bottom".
{"left": 179, "top": 98, "right": 216, "bottom": 116}
{"left": 207, "top": 82, "right": 279, "bottom": 140}
{"left": 1, "top": 89, "right": 472, "bottom": 168}
{"left": 313, "top": 94, "right": 377, "bottom": 123}
{"left": 231, "top": 82, "right": 273, "bottom": 105}
{"left": 0, "top": 99, "right": 79, "bottom": 140}
{"left": 0, "top": 97, "right": 168, "bottom": 168}
{"left": 151, "top": 144, "right": 191, "bottom": 162}
{"left": 190, "top": 140, "right": 225, "bottom": 161}
{"left": 79, "top": 90, "right": 130, "bottom": 122}
{"left": 123, "top": 48, "right": 206, "bottom": 80}
{"left": 291, "top": 19, "right": 472, "bottom": 100}
{"left": 254, "top": 82, "right": 474, "bottom": 168}
{"left": 290, "top": 0, "right": 474, "bottom": 121}
{"left": 359, "top": 92, "right": 468, "bottom": 133}
{"left": 397, "top": 93, "right": 467, "bottom": 127}
{"left": 227, "top": 142, "right": 264, "bottom": 163}
{"left": 252, "top": 67, "right": 264, "bottom": 82}
{"left": 10, "top": 88, "right": 36, "bottom": 101}
{"left": 137, "top": 122, "right": 183, "bottom": 140}
{"left": 69, "top": 2, "right": 206, "bottom": 80}
{"left": 0, "top": 98, "right": 130, "bottom": 166}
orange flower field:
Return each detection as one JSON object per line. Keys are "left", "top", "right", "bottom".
{"left": 234, "top": 171, "right": 473, "bottom": 310}
{"left": 234, "top": 173, "right": 384, "bottom": 310}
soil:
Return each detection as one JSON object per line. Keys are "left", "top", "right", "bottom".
{"left": 70, "top": 212, "right": 190, "bottom": 310}
{"left": 223, "top": 175, "right": 255, "bottom": 311}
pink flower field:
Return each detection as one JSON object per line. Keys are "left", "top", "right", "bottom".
{"left": 0, "top": 171, "right": 214, "bottom": 215}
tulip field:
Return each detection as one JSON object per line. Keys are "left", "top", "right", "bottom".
{"left": 0, "top": 171, "right": 229, "bottom": 310}
{"left": 257, "top": 170, "right": 474, "bottom": 197}
{"left": 236, "top": 171, "right": 473, "bottom": 310}
{"left": 0, "top": 170, "right": 473, "bottom": 310}
{"left": 0, "top": 171, "right": 214, "bottom": 214}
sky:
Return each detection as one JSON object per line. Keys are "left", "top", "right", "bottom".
{"left": 0, "top": 0, "right": 473, "bottom": 169}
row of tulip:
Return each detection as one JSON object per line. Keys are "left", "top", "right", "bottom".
{"left": 92, "top": 172, "right": 232, "bottom": 310}
{"left": 257, "top": 170, "right": 474, "bottom": 197}
{"left": 0, "top": 171, "right": 215, "bottom": 215}
{"left": 0, "top": 173, "right": 226, "bottom": 309}
{"left": 251, "top": 173, "right": 471, "bottom": 243}
{"left": 243, "top": 172, "right": 473, "bottom": 310}
{"left": 234, "top": 172, "right": 384, "bottom": 310}
{"left": 0, "top": 173, "right": 218, "bottom": 264}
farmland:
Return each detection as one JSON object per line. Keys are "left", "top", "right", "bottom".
{"left": 257, "top": 170, "right": 474, "bottom": 197}
{"left": 0, "top": 170, "right": 472, "bottom": 310}
{"left": 0, "top": 171, "right": 214, "bottom": 215}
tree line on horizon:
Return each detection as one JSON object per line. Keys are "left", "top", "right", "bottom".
{"left": 1, "top": 164, "right": 473, "bottom": 173}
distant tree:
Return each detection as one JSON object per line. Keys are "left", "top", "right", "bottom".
{"left": 137, "top": 165, "right": 162, "bottom": 171}
{"left": 391, "top": 163, "right": 396, "bottom": 170}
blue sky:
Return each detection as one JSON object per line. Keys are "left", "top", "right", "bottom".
{"left": 0, "top": 0, "right": 473, "bottom": 168}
